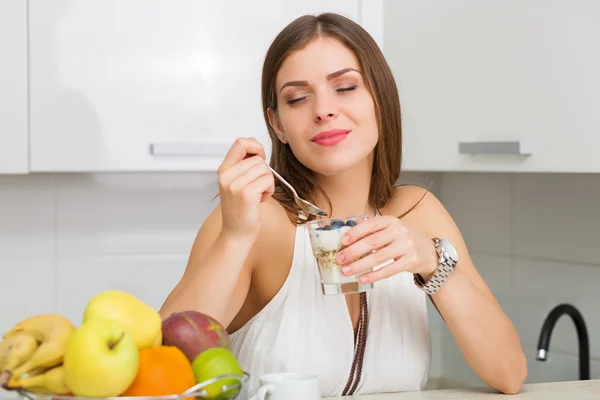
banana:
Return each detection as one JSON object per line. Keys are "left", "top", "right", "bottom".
{"left": 0, "top": 333, "right": 39, "bottom": 372}
{"left": 0, "top": 314, "right": 75, "bottom": 385}
{"left": 8, "top": 364, "right": 70, "bottom": 395}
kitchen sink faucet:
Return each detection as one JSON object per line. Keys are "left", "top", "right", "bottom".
{"left": 536, "top": 303, "right": 590, "bottom": 380}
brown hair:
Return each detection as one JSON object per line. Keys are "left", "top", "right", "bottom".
{"left": 262, "top": 13, "right": 418, "bottom": 224}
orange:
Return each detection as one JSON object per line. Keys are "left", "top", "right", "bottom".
{"left": 121, "top": 346, "right": 195, "bottom": 396}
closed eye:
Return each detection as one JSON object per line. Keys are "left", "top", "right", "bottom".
{"left": 287, "top": 96, "right": 307, "bottom": 105}
{"left": 286, "top": 85, "right": 356, "bottom": 105}
{"left": 337, "top": 86, "right": 357, "bottom": 92}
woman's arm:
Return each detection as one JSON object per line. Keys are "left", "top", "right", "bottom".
{"left": 159, "top": 204, "right": 257, "bottom": 327}
{"left": 412, "top": 190, "right": 527, "bottom": 394}
{"left": 160, "top": 137, "right": 275, "bottom": 327}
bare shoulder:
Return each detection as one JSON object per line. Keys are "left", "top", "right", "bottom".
{"left": 387, "top": 185, "right": 499, "bottom": 303}
{"left": 188, "top": 196, "right": 294, "bottom": 266}
{"left": 252, "top": 196, "right": 297, "bottom": 257}
{"left": 385, "top": 185, "right": 452, "bottom": 231}
{"left": 201, "top": 195, "right": 293, "bottom": 235}
{"left": 386, "top": 184, "right": 464, "bottom": 255}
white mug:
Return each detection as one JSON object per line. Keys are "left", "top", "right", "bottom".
{"left": 248, "top": 372, "right": 320, "bottom": 400}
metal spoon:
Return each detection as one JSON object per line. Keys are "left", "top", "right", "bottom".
{"left": 267, "top": 162, "right": 328, "bottom": 217}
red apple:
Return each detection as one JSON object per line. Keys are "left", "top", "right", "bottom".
{"left": 161, "top": 310, "right": 232, "bottom": 362}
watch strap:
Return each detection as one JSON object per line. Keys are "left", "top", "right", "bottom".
{"left": 414, "top": 237, "right": 458, "bottom": 295}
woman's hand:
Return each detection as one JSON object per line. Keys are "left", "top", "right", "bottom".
{"left": 335, "top": 215, "right": 439, "bottom": 284}
{"left": 217, "top": 137, "right": 275, "bottom": 242}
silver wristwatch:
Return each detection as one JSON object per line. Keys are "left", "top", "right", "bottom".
{"left": 414, "top": 237, "right": 459, "bottom": 295}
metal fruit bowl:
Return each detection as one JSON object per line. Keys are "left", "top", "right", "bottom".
{"left": 15, "top": 373, "right": 249, "bottom": 400}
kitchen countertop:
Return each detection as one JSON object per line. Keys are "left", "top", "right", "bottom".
{"left": 323, "top": 379, "right": 600, "bottom": 399}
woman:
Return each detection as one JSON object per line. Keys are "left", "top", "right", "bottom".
{"left": 160, "top": 12, "right": 527, "bottom": 398}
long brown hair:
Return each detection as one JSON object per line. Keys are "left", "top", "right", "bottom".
{"left": 262, "top": 13, "right": 409, "bottom": 224}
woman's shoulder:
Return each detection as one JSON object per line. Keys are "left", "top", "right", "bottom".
{"left": 253, "top": 196, "right": 299, "bottom": 250}
{"left": 385, "top": 184, "right": 451, "bottom": 236}
{"left": 385, "top": 184, "right": 434, "bottom": 214}
{"left": 199, "top": 196, "right": 297, "bottom": 252}
{"left": 259, "top": 197, "right": 297, "bottom": 227}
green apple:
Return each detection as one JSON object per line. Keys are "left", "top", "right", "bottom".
{"left": 63, "top": 319, "right": 139, "bottom": 397}
{"left": 82, "top": 289, "right": 162, "bottom": 350}
{"left": 192, "top": 348, "right": 244, "bottom": 398}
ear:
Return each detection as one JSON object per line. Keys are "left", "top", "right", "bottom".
{"left": 267, "top": 108, "right": 288, "bottom": 144}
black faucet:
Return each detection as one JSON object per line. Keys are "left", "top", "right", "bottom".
{"left": 536, "top": 303, "right": 590, "bottom": 380}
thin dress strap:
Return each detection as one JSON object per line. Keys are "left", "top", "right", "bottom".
{"left": 343, "top": 206, "right": 381, "bottom": 395}
{"left": 342, "top": 292, "right": 369, "bottom": 395}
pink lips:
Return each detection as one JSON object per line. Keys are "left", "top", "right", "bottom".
{"left": 310, "top": 128, "right": 351, "bottom": 146}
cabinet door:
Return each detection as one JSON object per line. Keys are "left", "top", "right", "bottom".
{"left": 0, "top": 0, "right": 28, "bottom": 174}
{"left": 386, "top": 1, "right": 600, "bottom": 173}
{"left": 29, "top": 0, "right": 361, "bottom": 172}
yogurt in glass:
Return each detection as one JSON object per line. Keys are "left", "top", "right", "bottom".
{"left": 307, "top": 215, "right": 374, "bottom": 295}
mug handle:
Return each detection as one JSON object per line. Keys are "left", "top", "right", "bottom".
{"left": 248, "top": 383, "right": 275, "bottom": 400}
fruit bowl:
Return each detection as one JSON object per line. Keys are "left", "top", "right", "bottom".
{"left": 15, "top": 372, "right": 249, "bottom": 400}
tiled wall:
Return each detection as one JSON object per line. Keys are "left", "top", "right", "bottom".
{"left": 0, "top": 172, "right": 219, "bottom": 332}
{"left": 1, "top": 171, "right": 599, "bottom": 396}
{"left": 436, "top": 172, "right": 600, "bottom": 387}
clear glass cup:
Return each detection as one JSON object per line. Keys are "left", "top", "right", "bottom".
{"left": 307, "top": 214, "right": 375, "bottom": 295}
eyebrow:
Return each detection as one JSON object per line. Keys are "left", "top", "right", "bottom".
{"left": 279, "top": 67, "right": 361, "bottom": 93}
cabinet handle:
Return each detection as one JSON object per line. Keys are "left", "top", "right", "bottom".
{"left": 458, "top": 141, "right": 532, "bottom": 155}
{"left": 149, "top": 142, "right": 232, "bottom": 157}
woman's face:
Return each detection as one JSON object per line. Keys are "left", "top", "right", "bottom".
{"left": 268, "top": 37, "right": 379, "bottom": 176}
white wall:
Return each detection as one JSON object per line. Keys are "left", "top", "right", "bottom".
{"left": 1, "top": 171, "right": 599, "bottom": 395}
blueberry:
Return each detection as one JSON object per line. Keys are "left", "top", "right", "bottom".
{"left": 316, "top": 227, "right": 325, "bottom": 231}
{"left": 345, "top": 219, "right": 357, "bottom": 227}
{"left": 322, "top": 225, "right": 332, "bottom": 231}
{"left": 330, "top": 220, "right": 345, "bottom": 229}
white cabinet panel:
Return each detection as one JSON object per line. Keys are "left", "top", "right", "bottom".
{"left": 29, "top": 0, "right": 360, "bottom": 172}
{"left": 385, "top": 1, "right": 600, "bottom": 173}
{"left": 0, "top": 0, "right": 28, "bottom": 174}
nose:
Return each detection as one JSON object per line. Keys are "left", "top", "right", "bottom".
{"left": 315, "top": 112, "right": 336, "bottom": 122}
{"left": 313, "top": 93, "right": 339, "bottom": 123}
{"left": 317, "top": 113, "right": 335, "bottom": 121}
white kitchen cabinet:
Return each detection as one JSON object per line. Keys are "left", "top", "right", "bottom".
{"left": 28, "top": 0, "right": 369, "bottom": 172}
{"left": 385, "top": 1, "right": 600, "bottom": 173}
{"left": 0, "top": 0, "right": 28, "bottom": 174}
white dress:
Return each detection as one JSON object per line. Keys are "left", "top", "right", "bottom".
{"left": 229, "top": 223, "right": 432, "bottom": 399}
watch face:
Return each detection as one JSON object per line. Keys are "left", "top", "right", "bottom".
{"left": 440, "top": 239, "right": 459, "bottom": 262}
